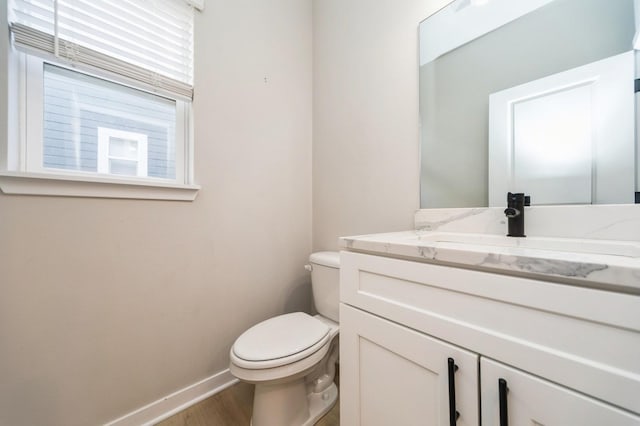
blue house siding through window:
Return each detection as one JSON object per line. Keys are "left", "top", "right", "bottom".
{"left": 42, "top": 64, "right": 176, "bottom": 179}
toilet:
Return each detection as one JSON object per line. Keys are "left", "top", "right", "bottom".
{"left": 229, "top": 252, "right": 340, "bottom": 426}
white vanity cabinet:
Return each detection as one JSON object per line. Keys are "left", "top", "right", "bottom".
{"left": 340, "top": 304, "right": 479, "bottom": 426}
{"left": 339, "top": 251, "right": 640, "bottom": 425}
{"left": 480, "top": 358, "right": 640, "bottom": 426}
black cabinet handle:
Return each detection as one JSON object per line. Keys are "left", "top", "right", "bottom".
{"left": 499, "top": 378, "right": 509, "bottom": 426}
{"left": 448, "top": 358, "right": 460, "bottom": 426}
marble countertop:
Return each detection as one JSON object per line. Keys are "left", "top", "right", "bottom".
{"left": 339, "top": 230, "right": 640, "bottom": 293}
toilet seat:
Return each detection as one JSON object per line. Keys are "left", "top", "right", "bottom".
{"left": 231, "top": 312, "right": 331, "bottom": 370}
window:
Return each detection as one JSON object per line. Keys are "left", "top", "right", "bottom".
{"left": 97, "top": 128, "right": 149, "bottom": 178}
{"left": 36, "top": 62, "right": 179, "bottom": 180}
{"left": 1, "top": 0, "right": 203, "bottom": 200}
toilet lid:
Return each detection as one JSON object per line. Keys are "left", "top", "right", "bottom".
{"left": 232, "top": 312, "right": 330, "bottom": 363}
{"left": 309, "top": 251, "right": 340, "bottom": 268}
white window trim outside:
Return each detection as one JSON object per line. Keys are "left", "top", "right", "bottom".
{"left": 0, "top": 52, "right": 199, "bottom": 201}
{"left": 97, "top": 127, "right": 149, "bottom": 178}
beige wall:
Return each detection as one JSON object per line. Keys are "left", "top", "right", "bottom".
{"left": 0, "top": 1, "right": 312, "bottom": 425}
{"left": 0, "top": 0, "right": 462, "bottom": 423}
{"left": 312, "top": 0, "right": 450, "bottom": 250}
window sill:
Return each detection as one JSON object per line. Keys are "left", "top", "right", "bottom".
{"left": 0, "top": 172, "right": 200, "bottom": 201}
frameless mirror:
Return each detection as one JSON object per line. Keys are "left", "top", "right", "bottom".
{"left": 419, "top": 0, "right": 639, "bottom": 208}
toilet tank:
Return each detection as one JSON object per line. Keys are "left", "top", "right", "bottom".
{"left": 308, "top": 251, "right": 340, "bottom": 323}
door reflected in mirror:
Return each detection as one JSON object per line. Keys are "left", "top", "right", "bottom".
{"left": 419, "top": 0, "right": 638, "bottom": 208}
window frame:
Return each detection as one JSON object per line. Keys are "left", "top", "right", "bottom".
{"left": 0, "top": 13, "right": 199, "bottom": 201}
{"left": 97, "top": 127, "right": 149, "bottom": 178}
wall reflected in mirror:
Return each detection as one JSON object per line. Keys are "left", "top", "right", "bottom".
{"left": 419, "top": 0, "right": 638, "bottom": 208}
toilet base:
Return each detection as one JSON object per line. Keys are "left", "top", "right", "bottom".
{"left": 304, "top": 382, "right": 338, "bottom": 425}
{"left": 251, "top": 381, "right": 338, "bottom": 426}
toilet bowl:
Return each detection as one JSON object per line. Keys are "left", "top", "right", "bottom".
{"left": 229, "top": 252, "right": 340, "bottom": 426}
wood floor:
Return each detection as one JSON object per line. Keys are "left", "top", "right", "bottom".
{"left": 157, "top": 375, "right": 339, "bottom": 426}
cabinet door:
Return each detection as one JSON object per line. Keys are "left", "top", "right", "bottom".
{"left": 481, "top": 358, "right": 640, "bottom": 426}
{"left": 340, "top": 304, "right": 479, "bottom": 426}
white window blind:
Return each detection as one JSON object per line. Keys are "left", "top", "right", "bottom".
{"left": 8, "top": 0, "right": 194, "bottom": 99}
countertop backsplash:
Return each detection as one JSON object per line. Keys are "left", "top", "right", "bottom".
{"left": 414, "top": 204, "right": 640, "bottom": 242}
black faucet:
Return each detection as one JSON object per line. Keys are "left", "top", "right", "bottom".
{"left": 504, "top": 192, "right": 530, "bottom": 237}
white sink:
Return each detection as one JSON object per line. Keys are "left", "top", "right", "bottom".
{"left": 413, "top": 232, "right": 640, "bottom": 258}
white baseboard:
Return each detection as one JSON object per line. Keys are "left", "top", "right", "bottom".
{"left": 104, "top": 369, "right": 238, "bottom": 426}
